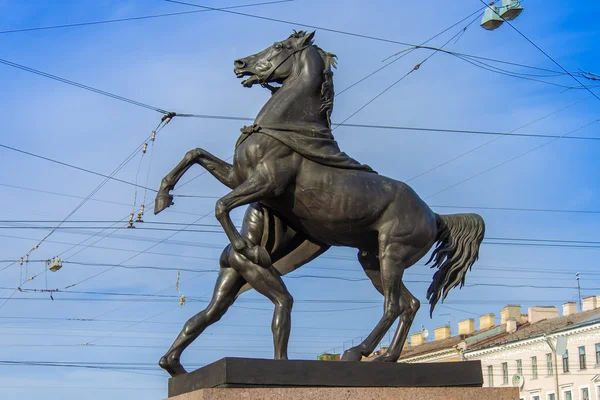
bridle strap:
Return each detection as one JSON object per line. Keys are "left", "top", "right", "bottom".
{"left": 260, "top": 45, "right": 309, "bottom": 89}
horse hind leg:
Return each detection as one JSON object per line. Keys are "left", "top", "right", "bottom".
{"left": 369, "top": 282, "right": 420, "bottom": 362}
{"left": 159, "top": 251, "right": 246, "bottom": 377}
{"left": 341, "top": 240, "right": 407, "bottom": 361}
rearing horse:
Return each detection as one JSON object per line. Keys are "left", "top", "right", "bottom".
{"left": 154, "top": 31, "right": 485, "bottom": 377}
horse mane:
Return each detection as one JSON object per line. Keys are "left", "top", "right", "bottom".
{"left": 289, "top": 31, "right": 337, "bottom": 127}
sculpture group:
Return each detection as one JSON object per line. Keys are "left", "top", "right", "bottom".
{"left": 154, "top": 31, "right": 485, "bottom": 377}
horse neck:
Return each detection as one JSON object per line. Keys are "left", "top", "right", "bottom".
{"left": 255, "top": 49, "right": 329, "bottom": 130}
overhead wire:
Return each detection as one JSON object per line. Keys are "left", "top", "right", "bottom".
{"left": 335, "top": 5, "right": 487, "bottom": 96}
{"left": 0, "top": 143, "right": 157, "bottom": 192}
{"left": 333, "top": 14, "right": 481, "bottom": 130}
{"left": 425, "top": 116, "right": 600, "bottom": 199}
{"left": 0, "top": 0, "right": 293, "bottom": 35}
{"left": 0, "top": 117, "right": 169, "bottom": 311}
{"left": 406, "top": 93, "right": 595, "bottom": 183}
{"left": 4, "top": 224, "right": 600, "bottom": 250}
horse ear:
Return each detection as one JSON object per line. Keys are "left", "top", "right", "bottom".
{"left": 299, "top": 30, "right": 316, "bottom": 46}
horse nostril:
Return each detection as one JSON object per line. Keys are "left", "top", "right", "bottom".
{"left": 234, "top": 59, "right": 246, "bottom": 68}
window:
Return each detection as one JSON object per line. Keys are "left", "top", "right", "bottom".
{"left": 532, "top": 356, "right": 538, "bottom": 379}
{"left": 487, "top": 365, "right": 494, "bottom": 387}
{"left": 563, "top": 349, "right": 570, "bottom": 372}
{"left": 502, "top": 362, "right": 508, "bottom": 384}
{"left": 596, "top": 343, "right": 600, "bottom": 365}
{"left": 517, "top": 359, "right": 522, "bottom": 374}
{"left": 581, "top": 387, "right": 590, "bottom": 400}
{"left": 547, "top": 353, "right": 554, "bottom": 376}
{"left": 532, "top": 396, "right": 540, "bottom": 400}
{"left": 547, "top": 394, "right": 556, "bottom": 400}
{"left": 564, "top": 390, "right": 572, "bottom": 400}
{"left": 580, "top": 346, "right": 587, "bottom": 370}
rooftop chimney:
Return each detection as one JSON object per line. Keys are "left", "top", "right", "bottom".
{"left": 434, "top": 325, "right": 451, "bottom": 341}
{"left": 563, "top": 302, "right": 577, "bottom": 316}
{"left": 506, "top": 317, "right": 517, "bottom": 333}
{"left": 458, "top": 319, "right": 475, "bottom": 335}
{"left": 501, "top": 305, "right": 521, "bottom": 324}
{"left": 528, "top": 306, "right": 559, "bottom": 324}
{"left": 479, "top": 313, "right": 496, "bottom": 330}
{"left": 410, "top": 332, "right": 425, "bottom": 346}
{"left": 583, "top": 296, "right": 597, "bottom": 312}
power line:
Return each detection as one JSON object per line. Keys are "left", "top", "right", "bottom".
{"left": 426, "top": 116, "right": 600, "bottom": 199}
{"left": 406, "top": 93, "right": 595, "bottom": 183}
{"left": 0, "top": 143, "right": 157, "bottom": 192}
{"left": 336, "top": 5, "right": 487, "bottom": 96}
{"left": 0, "top": 0, "right": 293, "bottom": 34}
{"left": 164, "top": 0, "right": 416, "bottom": 46}
{"left": 1, "top": 258, "right": 598, "bottom": 280}
{"left": 0, "top": 58, "right": 168, "bottom": 114}
{"left": 0, "top": 360, "right": 174, "bottom": 377}
{"left": 166, "top": 0, "right": 595, "bottom": 93}
{"left": 333, "top": 15, "right": 480, "bottom": 129}
{"left": 3, "top": 224, "right": 600, "bottom": 247}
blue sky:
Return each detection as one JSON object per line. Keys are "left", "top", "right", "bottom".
{"left": 0, "top": 0, "right": 599, "bottom": 398}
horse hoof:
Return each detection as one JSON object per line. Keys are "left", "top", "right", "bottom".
{"left": 154, "top": 193, "right": 174, "bottom": 215}
{"left": 366, "top": 352, "right": 398, "bottom": 363}
{"left": 341, "top": 348, "right": 363, "bottom": 362}
{"left": 159, "top": 355, "right": 188, "bottom": 377}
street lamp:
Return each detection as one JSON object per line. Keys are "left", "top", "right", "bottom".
{"left": 499, "top": 0, "right": 524, "bottom": 20}
{"left": 480, "top": 0, "right": 524, "bottom": 31}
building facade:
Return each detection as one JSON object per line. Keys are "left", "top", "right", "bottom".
{"left": 367, "top": 296, "right": 600, "bottom": 400}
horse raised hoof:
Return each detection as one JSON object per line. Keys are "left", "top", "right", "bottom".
{"left": 159, "top": 354, "right": 188, "bottom": 377}
{"left": 341, "top": 348, "right": 363, "bottom": 362}
{"left": 154, "top": 192, "right": 174, "bottom": 215}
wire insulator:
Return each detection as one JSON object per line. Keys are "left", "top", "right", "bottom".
{"left": 25, "top": 254, "right": 29, "bottom": 263}
{"left": 19, "top": 257, "right": 23, "bottom": 266}
{"left": 161, "top": 111, "right": 176, "bottom": 124}
{"left": 151, "top": 131, "right": 156, "bottom": 142}
{"left": 127, "top": 213, "right": 135, "bottom": 228}
{"left": 136, "top": 203, "right": 145, "bottom": 223}
{"left": 142, "top": 143, "right": 148, "bottom": 154}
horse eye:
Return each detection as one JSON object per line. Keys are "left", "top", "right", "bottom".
{"left": 274, "top": 43, "right": 282, "bottom": 51}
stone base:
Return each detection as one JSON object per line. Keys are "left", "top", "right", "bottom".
{"left": 167, "top": 387, "right": 520, "bottom": 400}
{"left": 168, "top": 358, "right": 483, "bottom": 397}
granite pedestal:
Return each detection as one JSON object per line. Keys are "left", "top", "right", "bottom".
{"left": 168, "top": 387, "right": 520, "bottom": 400}
{"left": 167, "top": 358, "right": 494, "bottom": 399}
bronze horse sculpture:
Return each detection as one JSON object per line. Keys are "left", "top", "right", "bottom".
{"left": 154, "top": 31, "right": 485, "bottom": 376}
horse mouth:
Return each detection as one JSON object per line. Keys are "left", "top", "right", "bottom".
{"left": 234, "top": 69, "right": 261, "bottom": 87}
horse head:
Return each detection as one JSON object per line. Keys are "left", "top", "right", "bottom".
{"left": 233, "top": 30, "right": 316, "bottom": 88}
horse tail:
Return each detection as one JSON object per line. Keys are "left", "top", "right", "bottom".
{"left": 426, "top": 213, "right": 485, "bottom": 316}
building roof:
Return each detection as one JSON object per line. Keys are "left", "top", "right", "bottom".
{"left": 392, "top": 307, "right": 600, "bottom": 360}
{"left": 465, "top": 307, "right": 600, "bottom": 353}
{"left": 398, "top": 325, "right": 499, "bottom": 360}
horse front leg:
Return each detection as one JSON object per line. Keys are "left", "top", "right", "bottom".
{"left": 155, "top": 148, "right": 234, "bottom": 214}
{"left": 215, "top": 174, "right": 282, "bottom": 268}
